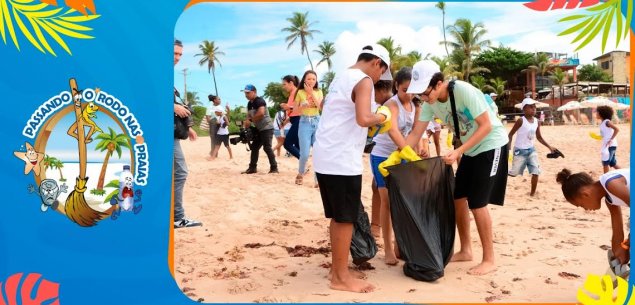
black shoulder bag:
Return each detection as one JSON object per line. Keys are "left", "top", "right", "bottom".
{"left": 174, "top": 88, "right": 191, "bottom": 140}
{"left": 447, "top": 80, "right": 462, "bottom": 149}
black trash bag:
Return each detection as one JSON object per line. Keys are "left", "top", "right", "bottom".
{"left": 350, "top": 203, "right": 378, "bottom": 265}
{"left": 385, "top": 157, "right": 456, "bottom": 281}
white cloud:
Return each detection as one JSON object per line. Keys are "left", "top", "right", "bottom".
{"left": 329, "top": 21, "right": 446, "bottom": 74}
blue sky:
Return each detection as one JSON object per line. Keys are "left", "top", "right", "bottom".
{"left": 45, "top": 109, "right": 132, "bottom": 163}
{"left": 174, "top": 2, "right": 630, "bottom": 110}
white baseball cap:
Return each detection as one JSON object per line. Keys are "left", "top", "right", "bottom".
{"left": 490, "top": 92, "right": 498, "bottom": 97}
{"left": 359, "top": 44, "right": 392, "bottom": 80}
{"left": 407, "top": 60, "right": 441, "bottom": 94}
{"left": 520, "top": 97, "right": 537, "bottom": 108}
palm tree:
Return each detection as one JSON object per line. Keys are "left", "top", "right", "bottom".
{"left": 431, "top": 56, "right": 462, "bottom": 79}
{"left": 436, "top": 1, "right": 449, "bottom": 57}
{"left": 42, "top": 155, "right": 55, "bottom": 172}
{"left": 393, "top": 51, "right": 424, "bottom": 73}
{"left": 314, "top": 41, "right": 336, "bottom": 71}
{"left": 442, "top": 18, "right": 491, "bottom": 81}
{"left": 550, "top": 68, "right": 568, "bottom": 106}
{"left": 524, "top": 52, "right": 553, "bottom": 90}
{"left": 51, "top": 159, "right": 65, "bottom": 182}
{"left": 377, "top": 36, "right": 402, "bottom": 70}
{"left": 470, "top": 75, "right": 487, "bottom": 91}
{"left": 196, "top": 40, "right": 225, "bottom": 96}
{"left": 94, "top": 127, "right": 132, "bottom": 190}
{"left": 186, "top": 92, "right": 201, "bottom": 106}
{"left": 321, "top": 71, "right": 336, "bottom": 90}
{"left": 282, "top": 11, "right": 321, "bottom": 71}
{"left": 489, "top": 77, "right": 507, "bottom": 97}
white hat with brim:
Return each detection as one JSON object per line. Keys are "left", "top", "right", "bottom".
{"left": 407, "top": 60, "right": 441, "bottom": 94}
{"left": 520, "top": 97, "right": 537, "bottom": 108}
{"left": 359, "top": 44, "right": 393, "bottom": 80}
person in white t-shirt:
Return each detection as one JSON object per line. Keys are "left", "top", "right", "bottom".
{"left": 209, "top": 112, "right": 233, "bottom": 160}
{"left": 205, "top": 95, "right": 229, "bottom": 159}
{"left": 508, "top": 98, "right": 558, "bottom": 196}
{"left": 313, "top": 44, "right": 392, "bottom": 293}
{"left": 596, "top": 106, "right": 621, "bottom": 173}
{"left": 557, "top": 168, "right": 630, "bottom": 265}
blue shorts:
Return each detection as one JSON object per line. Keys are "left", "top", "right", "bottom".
{"left": 602, "top": 146, "right": 618, "bottom": 167}
{"left": 370, "top": 154, "right": 405, "bottom": 188}
{"left": 509, "top": 147, "right": 540, "bottom": 176}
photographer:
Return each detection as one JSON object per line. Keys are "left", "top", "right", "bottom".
{"left": 173, "top": 39, "right": 202, "bottom": 228}
{"left": 241, "top": 84, "right": 278, "bottom": 174}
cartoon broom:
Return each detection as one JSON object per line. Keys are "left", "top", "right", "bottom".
{"left": 65, "top": 78, "right": 105, "bottom": 227}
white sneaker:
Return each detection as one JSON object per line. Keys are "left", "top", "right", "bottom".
{"left": 174, "top": 218, "right": 202, "bottom": 228}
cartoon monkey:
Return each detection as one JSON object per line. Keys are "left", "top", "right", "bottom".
{"left": 28, "top": 179, "right": 68, "bottom": 212}
{"left": 13, "top": 142, "right": 44, "bottom": 176}
{"left": 67, "top": 90, "right": 103, "bottom": 143}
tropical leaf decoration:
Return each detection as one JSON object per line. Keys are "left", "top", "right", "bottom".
{"left": 0, "top": 0, "right": 99, "bottom": 56}
{"left": 554, "top": 0, "right": 632, "bottom": 52}
{"left": 524, "top": 0, "right": 600, "bottom": 11}
{"left": 576, "top": 274, "right": 634, "bottom": 305}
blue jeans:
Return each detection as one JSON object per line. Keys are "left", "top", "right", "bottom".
{"left": 298, "top": 115, "right": 320, "bottom": 174}
{"left": 173, "top": 139, "right": 187, "bottom": 222}
{"left": 284, "top": 116, "right": 301, "bottom": 159}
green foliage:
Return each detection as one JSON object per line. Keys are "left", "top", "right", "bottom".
{"left": 186, "top": 92, "right": 201, "bottom": 106}
{"left": 558, "top": 0, "right": 631, "bottom": 52}
{"left": 578, "top": 64, "right": 613, "bottom": 82}
{"left": 191, "top": 105, "right": 207, "bottom": 127}
{"left": 473, "top": 46, "right": 533, "bottom": 86}
{"left": 196, "top": 40, "right": 224, "bottom": 96}
{"left": 104, "top": 189, "right": 118, "bottom": 203}
{"left": 262, "top": 82, "right": 288, "bottom": 112}
{"left": 314, "top": 41, "right": 336, "bottom": 70}
{"left": 90, "top": 188, "right": 106, "bottom": 196}
{"left": 442, "top": 18, "right": 491, "bottom": 81}
{"left": 228, "top": 106, "right": 247, "bottom": 134}
{"left": 94, "top": 127, "right": 131, "bottom": 159}
{"left": 321, "top": 71, "right": 336, "bottom": 96}
{"left": 470, "top": 75, "right": 487, "bottom": 90}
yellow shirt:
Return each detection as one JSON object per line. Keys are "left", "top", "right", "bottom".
{"left": 295, "top": 89, "right": 323, "bottom": 116}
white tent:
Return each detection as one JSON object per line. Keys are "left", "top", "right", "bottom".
{"left": 514, "top": 101, "right": 551, "bottom": 109}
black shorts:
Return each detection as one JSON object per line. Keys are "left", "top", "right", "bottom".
{"left": 215, "top": 134, "right": 229, "bottom": 147}
{"left": 316, "top": 173, "right": 362, "bottom": 223}
{"left": 455, "top": 145, "right": 508, "bottom": 210}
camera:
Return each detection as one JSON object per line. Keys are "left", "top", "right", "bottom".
{"left": 230, "top": 126, "right": 257, "bottom": 146}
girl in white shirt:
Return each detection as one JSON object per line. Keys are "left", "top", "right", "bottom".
{"left": 557, "top": 168, "right": 630, "bottom": 265}
{"left": 597, "top": 106, "right": 621, "bottom": 173}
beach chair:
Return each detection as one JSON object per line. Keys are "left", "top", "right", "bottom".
{"left": 562, "top": 114, "right": 570, "bottom": 125}
{"left": 568, "top": 114, "right": 578, "bottom": 125}
{"left": 580, "top": 113, "right": 590, "bottom": 125}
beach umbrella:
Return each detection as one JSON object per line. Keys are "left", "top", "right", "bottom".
{"left": 65, "top": 78, "right": 106, "bottom": 227}
{"left": 613, "top": 103, "right": 630, "bottom": 110}
{"left": 580, "top": 96, "right": 613, "bottom": 108}
{"left": 557, "top": 101, "right": 581, "bottom": 111}
{"left": 514, "top": 101, "right": 551, "bottom": 109}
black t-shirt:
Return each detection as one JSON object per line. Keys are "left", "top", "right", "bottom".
{"left": 247, "top": 96, "right": 273, "bottom": 130}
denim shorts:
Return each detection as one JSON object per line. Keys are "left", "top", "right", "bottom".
{"left": 509, "top": 147, "right": 540, "bottom": 176}
{"left": 602, "top": 146, "right": 617, "bottom": 167}
{"left": 274, "top": 129, "right": 287, "bottom": 138}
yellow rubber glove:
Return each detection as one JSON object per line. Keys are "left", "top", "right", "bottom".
{"left": 367, "top": 106, "right": 393, "bottom": 138}
{"left": 399, "top": 145, "right": 421, "bottom": 162}
{"left": 589, "top": 132, "right": 602, "bottom": 141}
{"left": 446, "top": 133, "right": 453, "bottom": 148}
{"left": 378, "top": 151, "right": 401, "bottom": 177}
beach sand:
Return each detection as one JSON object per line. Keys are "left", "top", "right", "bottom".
{"left": 174, "top": 123, "right": 630, "bottom": 303}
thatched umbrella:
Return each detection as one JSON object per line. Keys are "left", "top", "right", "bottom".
{"left": 64, "top": 78, "right": 105, "bottom": 226}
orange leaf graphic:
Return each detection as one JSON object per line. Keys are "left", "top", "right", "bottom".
{"left": 0, "top": 273, "right": 60, "bottom": 305}
{"left": 39, "top": 0, "right": 96, "bottom": 15}
{"left": 524, "top": 0, "right": 600, "bottom": 11}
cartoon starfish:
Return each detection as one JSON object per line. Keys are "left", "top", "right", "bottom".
{"left": 13, "top": 142, "right": 44, "bottom": 176}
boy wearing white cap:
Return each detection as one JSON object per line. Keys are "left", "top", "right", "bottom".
{"left": 508, "top": 98, "right": 559, "bottom": 196}
{"left": 313, "top": 44, "right": 392, "bottom": 293}
{"left": 399, "top": 60, "right": 509, "bottom": 275}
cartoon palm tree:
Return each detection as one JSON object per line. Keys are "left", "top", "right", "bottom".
{"left": 282, "top": 11, "right": 321, "bottom": 71}
{"left": 94, "top": 127, "right": 131, "bottom": 190}
{"left": 51, "top": 159, "right": 65, "bottom": 182}
{"left": 314, "top": 41, "right": 336, "bottom": 71}
{"left": 196, "top": 40, "right": 225, "bottom": 97}
{"left": 42, "top": 154, "right": 55, "bottom": 171}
